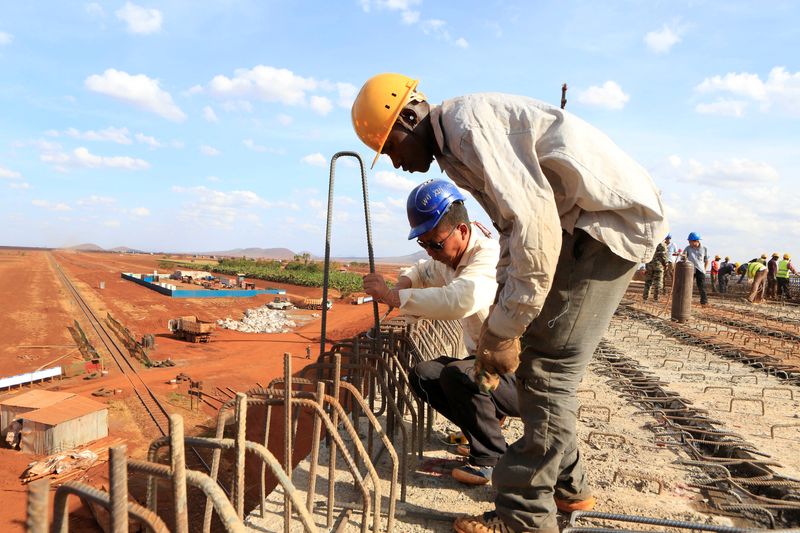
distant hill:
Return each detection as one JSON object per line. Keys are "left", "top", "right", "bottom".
{"left": 110, "top": 246, "right": 147, "bottom": 253}
{"left": 65, "top": 243, "right": 104, "bottom": 251}
{"left": 207, "top": 247, "right": 297, "bottom": 260}
{"left": 332, "top": 250, "right": 427, "bottom": 265}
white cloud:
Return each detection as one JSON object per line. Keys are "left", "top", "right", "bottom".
{"left": 85, "top": 68, "right": 186, "bottom": 122}
{"left": 40, "top": 146, "right": 150, "bottom": 171}
{"left": 115, "top": 2, "right": 163, "bottom": 34}
{"left": 200, "top": 145, "right": 221, "bottom": 156}
{"left": 668, "top": 156, "right": 780, "bottom": 189}
{"left": 202, "top": 106, "right": 219, "bottom": 123}
{"left": 374, "top": 170, "right": 417, "bottom": 192}
{"left": 243, "top": 139, "right": 267, "bottom": 153}
{"left": 104, "top": 219, "right": 121, "bottom": 228}
{"left": 8, "top": 182, "right": 30, "bottom": 190}
{"left": 694, "top": 99, "right": 747, "bottom": 117}
{"left": 74, "top": 147, "right": 150, "bottom": 169}
{"left": 77, "top": 195, "right": 116, "bottom": 206}
{"left": 0, "top": 165, "right": 22, "bottom": 179}
{"left": 85, "top": 3, "right": 105, "bottom": 18}
{"left": 277, "top": 113, "right": 293, "bottom": 126}
{"left": 310, "top": 95, "right": 333, "bottom": 115}
{"left": 208, "top": 65, "right": 317, "bottom": 105}
{"left": 206, "top": 175, "right": 220, "bottom": 182}
{"left": 455, "top": 37, "right": 469, "bottom": 49}
{"left": 694, "top": 67, "right": 800, "bottom": 116}
{"left": 130, "top": 207, "right": 150, "bottom": 216}
{"left": 221, "top": 100, "right": 254, "bottom": 113}
{"left": 53, "top": 126, "right": 132, "bottom": 144}
{"left": 577, "top": 81, "right": 630, "bottom": 110}
{"left": 401, "top": 11, "right": 420, "bottom": 24}
{"left": 32, "top": 199, "right": 71, "bottom": 211}
{"left": 0, "top": 31, "right": 13, "bottom": 45}
{"left": 644, "top": 23, "right": 683, "bottom": 54}
{"left": 335, "top": 83, "right": 357, "bottom": 108}
{"left": 301, "top": 153, "right": 327, "bottom": 167}
{"left": 134, "top": 132, "right": 163, "bottom": 148}
{"left": 172, "top": 185, "right": 281, "bottom": 228}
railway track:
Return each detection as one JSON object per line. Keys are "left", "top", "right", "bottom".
{"left": 47, "top": 253, "right": 219, "bottom": 481}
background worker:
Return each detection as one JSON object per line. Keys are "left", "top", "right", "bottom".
{"left": 718, "top": 260, "right": 736, "bottom": 294}
{"left": 352, "top": 73, "right": 667, "bottom": 533}
{"left": 777, "top": 253, "right": 798, "bottom": 299}
{"left": 684, "top": 233, "right": 709, "bottom": 306}
{"left": 362, "top": 179, "right": 519, "bottom": 486}
{"left": 710, "top": 255, "right": 720, "bottom": 293}
{"left": 737, "top": 260, "right": 749, "bottom": 284}
{"left": 767, "top": 252, "right": 779, "bottom": 299}
{"left": 643, "top": 237, "right": 669, "bottom": 302}
{"left": 747, "top": 256, "right": 768, "bottom": 303}
{"left": 663, "top": 234, "right": 678, "bottom": 286}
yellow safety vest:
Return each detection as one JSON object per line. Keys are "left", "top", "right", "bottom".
{"left": 777, "top": 260, "right": 790, "bottom": 278}
{"left": 747, "top": 261, "right": 765, "bottom": 279}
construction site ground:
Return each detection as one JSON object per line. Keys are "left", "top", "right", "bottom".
{"left": 1, "top": 248, "right": 798, "bottom": 531}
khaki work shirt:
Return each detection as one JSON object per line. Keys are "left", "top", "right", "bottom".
{"left": 399, "top": 224, "right": 499, "bottom": 355}
{"left": 429, "top": 93, "right": 669, "bottom": 338}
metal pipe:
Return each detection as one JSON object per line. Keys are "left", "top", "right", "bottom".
{"left": 284, "top": 352, "right": 293, "bottom": 533}
{"left": 307, "top": 381, "right": 324, "bottom": 515}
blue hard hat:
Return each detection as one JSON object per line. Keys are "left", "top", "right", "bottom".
{"left": 688, "top": 232, "right": 701, "bottom": 241}
{"left": 665, "top": 234, "right": 672, "bottom": 239}
{"left": 406, "top": 179, "right": 466, "bottom": 239}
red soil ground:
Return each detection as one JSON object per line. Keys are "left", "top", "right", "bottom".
{"left": 0, "top": 249, "right": 401, "bottom": 531}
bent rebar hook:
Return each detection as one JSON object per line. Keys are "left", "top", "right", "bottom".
{"left": 320, "top": 152, "right": 380, "bottom": 356}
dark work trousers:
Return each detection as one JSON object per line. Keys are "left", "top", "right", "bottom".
{"left": 767, "top": 276, "right": 777, "bottom": 299}
{"left": 777, "top": 278, "right": 791, "bottom": 299}
{"left": 493, "top": 230, "right": 637, "bottom": 532}
{"left": 694, "top": 269, "right": 708, "bottom": 304}
{"left": 719, "top": 273, "right": 729, "bottom": 293}
{"left": 409, "top": 356, "right": 519, "bottom": 467}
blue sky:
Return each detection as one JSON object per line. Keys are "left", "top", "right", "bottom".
{"left": 1, "top": 1, "right": 798, "bottom": 260}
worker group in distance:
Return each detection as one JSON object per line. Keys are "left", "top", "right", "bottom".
{"left": 643, "top": 232, "right": 798, "bottom": 305}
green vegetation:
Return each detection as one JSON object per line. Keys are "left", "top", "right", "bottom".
{"left": 165, "top": 257, "right": 364, "bottom": 295}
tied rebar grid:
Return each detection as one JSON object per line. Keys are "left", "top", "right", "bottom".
{"left": 618, "top": 305, "right": 800, "bottom": 386}
{"left": 593, "top": 330, "right": 800, "bottom": 528}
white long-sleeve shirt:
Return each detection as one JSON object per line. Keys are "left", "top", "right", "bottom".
{"left": 430, "top": 93, "right": 669, "bottom": 338}
{"left": 398, "top": 224, "right": 499, "bottom": 355}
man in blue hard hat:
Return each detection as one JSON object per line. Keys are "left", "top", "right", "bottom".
{"left": 352, "top": 74, "right": 668, "bottom": 533}
{"left": 362, "top": 179, "right": 519, "bottom": 486}
{"left": 684, "top": 232, "right": 709, "bottom": 306}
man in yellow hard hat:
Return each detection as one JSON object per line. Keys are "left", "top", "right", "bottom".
{"left": 777, "top": 253, "right": 798, "bottom": 299}
{"left": 352, "top": 73, "right": 668, "bottom": 533}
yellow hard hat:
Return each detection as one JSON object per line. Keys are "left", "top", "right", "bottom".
{"left": 724, "top": 256, "right": 730, "bottom": 261}
{"left": 772, "top": 252, "right": 779, "bottom": 258}
{"left": 714, "top": 255, "right": 720, "bottom": 260}
{"left": 785, "top": 253, "right": 791, "bottom": 260}
{"left": 351, "top": 73, "right": 421, "bottom": 168}
{"left": 760, "top": 253, "right": 767, "bottom": 259}
{"left": 734, "top": 262, "right": 740, "bottom": 268}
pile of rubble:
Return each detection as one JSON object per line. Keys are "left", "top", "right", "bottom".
{"left": 217, "top": 305, "right": 297, "bottom": 333}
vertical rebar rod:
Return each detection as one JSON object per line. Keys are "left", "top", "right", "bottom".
{"left": 170, "top": 414, "right": 189, "bottom": 533}
{"left": 328, "top": 353, "right": 342, "bottom": 527}
{"left": 284, "top": 352, "right": 292, "bottom": 533}
{"left": 234, "top": 393, "right": 247, "bottom": 519}
{"left": 307, "top": 381, "right": 324, "bottom": 515}
{"left": 233, "top": 392, "right": 247, "bottom": 519}
{"left": 110, "top": 445, "right": 129, "bottom": 533}
{"left": 26, "top": 479, "right": 49, "bottom": 533}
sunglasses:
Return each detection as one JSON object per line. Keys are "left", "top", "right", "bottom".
{"left": 417, "top": 226, "right": 458, "bottom": 250}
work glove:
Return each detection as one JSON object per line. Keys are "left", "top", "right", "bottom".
{"left": 474, "top": 320, "right": 520, "bottom": 393}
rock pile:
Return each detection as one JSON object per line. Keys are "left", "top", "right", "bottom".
{"left": 217, "top": 306, "right": 296, "bottom": 333}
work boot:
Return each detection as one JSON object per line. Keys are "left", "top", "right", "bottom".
{"left": 452, "top": 464, "right": 493, "bottom": 485}
{"left": 555, "top": 495, "right": 596, "bottom": 513}
{"left": 454, "top": 511, "right": 559, "bottom": 533}
{"left": 453, "top": 511, "right": 513, "bottom": 533}
{"left": 445, "top": 431, "right": 469, "bottom": 446}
